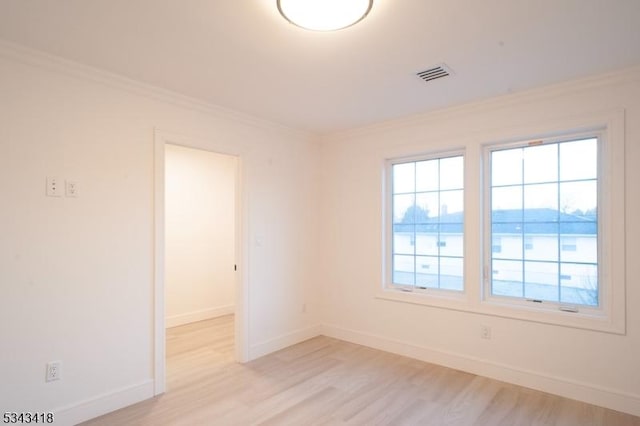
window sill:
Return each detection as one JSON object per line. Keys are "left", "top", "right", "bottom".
{"left": 476, "top": 297, "right": 624, "bottom": 335}
{"left": 376, "top": 287, "right": 625, "bottom": 335}
{"left": 376, "top": 287, "right": 468, "bottom": 310}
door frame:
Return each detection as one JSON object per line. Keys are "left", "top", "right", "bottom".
{"left": 153, "top": 130, "right": 249, "bottom": 395}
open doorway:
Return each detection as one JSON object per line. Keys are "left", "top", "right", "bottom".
{"left": 164, "top": 144, "right": 237, "bottom": 390}
{"left": 164, "top": 144, "right": 237, "bottom": 328}
{"left": 154, "top": 132, "right": 247, "bottom": 396}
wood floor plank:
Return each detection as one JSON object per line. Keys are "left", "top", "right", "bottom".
{"left": 81, "top": 316, "right": 640, "bottom": 426}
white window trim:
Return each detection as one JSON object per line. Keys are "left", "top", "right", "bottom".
{"left": 382, "top": 149, "right": 467, "bottom": 305}
{"left": 377, "top": 109, "right": 625, "bottom": 335}
{"left": 479, "top": 117, "right": 625, "bottom": 334}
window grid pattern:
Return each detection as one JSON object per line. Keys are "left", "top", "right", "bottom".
{"left": 391, "top": 155, "right": 464, "bottom": 291}
{"left": 490, "top": 138, "right": 598, "bottom": 306}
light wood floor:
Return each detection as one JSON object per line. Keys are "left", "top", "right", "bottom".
{"left": 82, "top": 315, "right": 639, "bottom": 425}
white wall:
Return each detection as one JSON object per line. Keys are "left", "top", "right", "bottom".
{"left": 165, "top": 144, "right": 236, "bottom": 328}
{"left": 0, "top": 44, "right": 320, "bottom": 424}
{"left": 319, "top": 69, "right": 640, "bottom": 415}
{"left": 1, "top": 39, "right": 637, "bottom": 423}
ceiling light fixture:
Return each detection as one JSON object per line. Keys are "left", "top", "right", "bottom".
{"left": 277, "top": 0, "right": 373, "bottom": 32}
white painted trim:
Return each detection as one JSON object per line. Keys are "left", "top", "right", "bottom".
{"left": 53, "top": 380, "right": 154, "bottom": 426}
{"left": 326, "top": 66, "right": 640, "bottom": 142}
{"left": 0, "top": 39, "right": 313, "bottom": 139}
{"left": 321, "top": 324, "right": 640, "bottom": 417}
{"left": 153, "top": 130, "right": 250, "bottom": 399}
{"left": 249, "top": 325, "right": 322, "bottom": 360}
{"left": 153, "top": 137, "right": 166, "bottom": 396}
{"left": 232, "top": 153, "right": 250, "bottom": 364}
{"left": 166, "top": 305, "right": 235, "bottom": 328}
{"left": 375, "top": 108, "right": 626, "bottom": 335}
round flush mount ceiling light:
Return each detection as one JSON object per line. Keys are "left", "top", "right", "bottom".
{"left": 277, "top": 0, "right": 373, "bottom": 31}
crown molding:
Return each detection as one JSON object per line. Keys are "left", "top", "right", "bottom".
{"left": 325, "top": 65, "right": 640, "bottom": 142}
{"left": 0, "top": 39, "right": 316, "bottom": 140}
{"left": 1, "top": 38, "right": 637, "bottom": 143}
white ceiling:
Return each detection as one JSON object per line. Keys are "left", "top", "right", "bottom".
{"left": 1, "top": 0, "right": 639, "bottom": 133}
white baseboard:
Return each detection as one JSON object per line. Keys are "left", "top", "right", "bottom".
{"left": 53, "top": 380, "right": 154, "bottom": 426}
{"left": 249, "top": 324, "right": 322, "bottom": 360}
{"left": 321, "top": 324, "right": 640, "bottom": 417}
{"left": 166, "top": 305, "right": 234, "bottom": 328}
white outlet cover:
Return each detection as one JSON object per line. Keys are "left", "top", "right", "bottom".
{"left": 481, "top": 325, "right": 492, "bottom": 340}
{"left": 46, "top": 361, "right": 61, "bottom": 382}
{"left": 66, "top": 180, "right": 78, "bottom": 197}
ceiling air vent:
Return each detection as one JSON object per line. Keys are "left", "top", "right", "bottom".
{"left": 416, "top": 64, "right": 453, "bottom": 83}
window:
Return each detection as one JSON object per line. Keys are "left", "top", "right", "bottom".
{"left": 380, "top": 111, "right": 624, "bottom": 333}
{"left": 487, "top": 136, "right": 599, "bottom": 307}
{"left": 388, "top": 153, "right": 464, "bottom": 292}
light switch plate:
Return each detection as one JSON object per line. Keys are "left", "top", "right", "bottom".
{"left": 46, "top": 177, "right": 62, "bottom": 197}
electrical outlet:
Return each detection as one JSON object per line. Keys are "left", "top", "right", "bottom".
{"left": 65, "top": 180, "right": 78, "bottom": 197}
{"left": 46, "top": 177, "right": 62, "bottom": 197}
{"left": 481, "top": 325, "right": 492, "bottom": 340}
{"left": 46, "top": 361, "right": 61, "bottom": 382}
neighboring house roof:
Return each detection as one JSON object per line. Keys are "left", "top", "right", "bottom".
{"left": 395, "top": 208, "right": 596, "bottom": 234}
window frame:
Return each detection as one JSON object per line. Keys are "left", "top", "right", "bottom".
{"left": 378, "top": 110, "right": 625, "bottom": 334}
{"left": 383, "top": 150, "right": 466, "bottom": 299}
{"left": 482, "top": 131, "right": 603, "bottom": 315}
